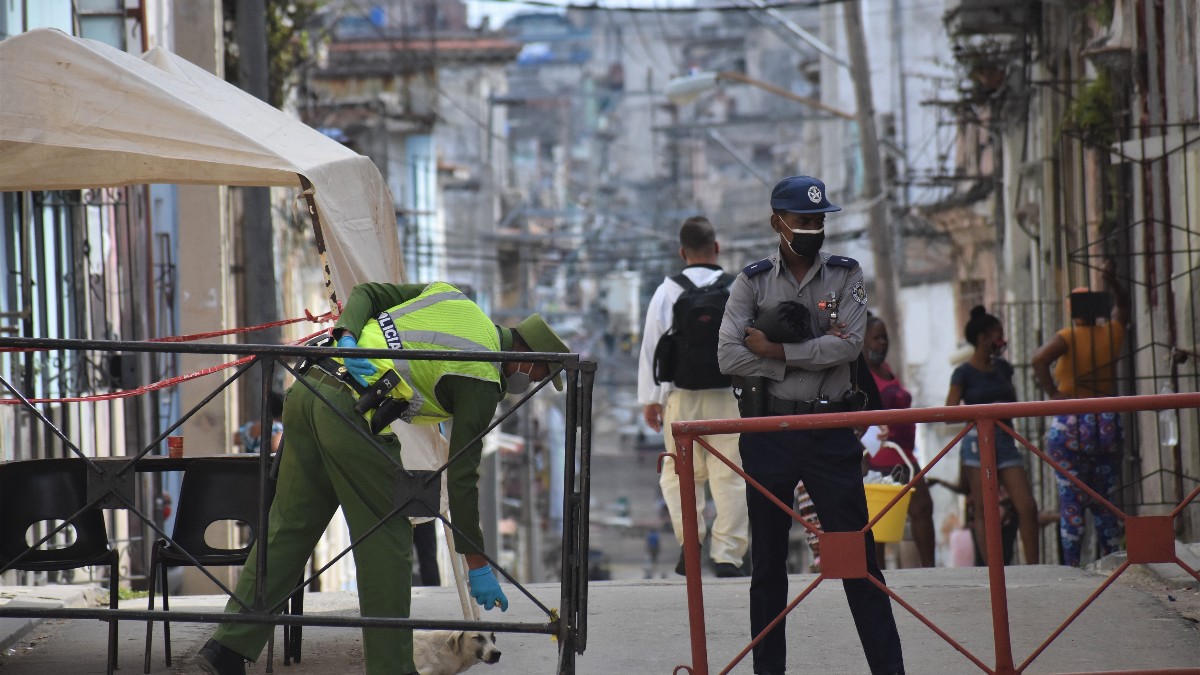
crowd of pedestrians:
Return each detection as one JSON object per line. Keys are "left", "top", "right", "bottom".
{"left": 636, "top": 194, "right": 1131, "bottom": 585}
{"left": 630, "top": 177, "right": 1134, "bottom": 672}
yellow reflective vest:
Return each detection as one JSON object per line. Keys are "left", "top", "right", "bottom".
{"left": 353, "top": 282, "right": 502, "bottom": 425}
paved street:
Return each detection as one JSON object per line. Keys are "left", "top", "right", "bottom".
{"left": 2, "top": 563, "right": 1199, "bottom": 674}
{"left": 584, "top": 345, "right": 678, "bottom": 583}
{"left": 3, "top": 355, "right": 1199, "bottom": 673}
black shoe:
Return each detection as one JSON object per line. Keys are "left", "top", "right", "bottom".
{"left": 675, "top": 549, "right": 687, "bottom": 576}
{"left": 197, "top": 639, "right": 247, "bottom": 675}
{"left": 714, "top": 562, "right": 749, "bottom": 578}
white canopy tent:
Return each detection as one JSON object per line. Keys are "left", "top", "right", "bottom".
{"left": 0, "top": 28, "right": 468, "bottom": 592}
{"left": 0, "top": 23, "right": 440, "bottom": 426}
{"left": 0, "top": 27, "right": 404, "bottom": 301}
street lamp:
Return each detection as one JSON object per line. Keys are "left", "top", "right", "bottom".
{"left": 663, "top": 70, "right": 855, "bottom": 121}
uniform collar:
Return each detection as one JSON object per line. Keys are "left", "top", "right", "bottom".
{"left": 768, "top": 250, "right": 828, "bottom": 276}
{"left": 769, "top": 252, "right": 783, "bottom": 276}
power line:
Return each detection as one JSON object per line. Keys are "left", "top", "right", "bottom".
{"left": 473, "top": 0, "right": 946, "bottom": 17}
{"left": 474, "top": 0, "right": 832, "bottom": 13}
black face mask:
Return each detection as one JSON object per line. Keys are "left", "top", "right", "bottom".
{"left": 782, "top": 228, "right": 825, "bottom": 257}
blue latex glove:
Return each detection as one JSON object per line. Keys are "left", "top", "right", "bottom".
{"left": 336, "top": 334, "right": 376, "bottom": 386}
{"left": 468, "top": 565, "right": 509, "bottom": 611}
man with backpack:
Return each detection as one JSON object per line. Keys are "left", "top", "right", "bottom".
{"left": 637, "top": 215, "right": 749, "bottom": 578}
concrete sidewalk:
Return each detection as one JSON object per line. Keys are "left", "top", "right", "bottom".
{"left": 1, "top": 563, "right": 1198, "bottom": 673}
{"left": 0, "top": 583, "right": 98, "bottom": 653}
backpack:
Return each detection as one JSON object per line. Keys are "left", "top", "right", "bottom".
{"left": 652, "top": 271, "right": 735, "bottom": 390}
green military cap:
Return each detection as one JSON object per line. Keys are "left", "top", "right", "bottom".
{"left": 515, "top": 313, "right": 571, "bottom": 391}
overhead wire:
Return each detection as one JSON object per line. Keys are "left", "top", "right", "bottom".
{"left": 473, "top": 0, "right": 949, "bottom": 19}
{"left": 333, "top": 0, "right": 597, "bottom": 200}
{"left": 651, "top": 0, "right": 686, "bottom": 76}
{"left": 336, "top": 0, "right": 946, "bottom": 198}
{"left": 621, "top": 2, "right": 671, "bottom": 75}
{"left": 730, "top": 0, "right": 957, "bottom": 206}
{"left": 475, "top": 0, "right": 823, "bottom": 13}
{"left": 331, "top": 0, "right": 960, "bottom": 271}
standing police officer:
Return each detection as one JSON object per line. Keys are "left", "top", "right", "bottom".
{"left": 198, "top": 281, "right": 570, "bottom": 675}
{"left": 717, "top": 176, "right": 904, "bottom": 675}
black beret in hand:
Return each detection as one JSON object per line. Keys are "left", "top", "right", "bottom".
{"left": 755, "top": 301, "right": 814, "bottom": 344}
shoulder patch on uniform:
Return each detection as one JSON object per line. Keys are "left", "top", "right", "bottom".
{"left": 825, "top": 255, "right": 859, "bottom": 268}
{"left": 851, "top": 280, "right": 868, "bottom": 305}
{"left": 742, "top": 258, "right": 772, "bottom": 278}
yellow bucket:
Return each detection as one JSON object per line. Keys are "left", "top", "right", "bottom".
{"left": 864, "top": 483, "right": 912, "bottom": 543}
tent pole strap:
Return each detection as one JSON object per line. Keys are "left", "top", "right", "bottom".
{"left": 297, "top": 175, "right": 339, "bottom": 314}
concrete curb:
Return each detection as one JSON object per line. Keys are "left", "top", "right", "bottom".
{"left": 1092, "top": 540, "right": 1200, "bottom": 588}
{"left": 0, "top": 585, "right": 99, "bottom": 653}
{"left": 1148, "top": 541, "right": 1200, "bottom": 587}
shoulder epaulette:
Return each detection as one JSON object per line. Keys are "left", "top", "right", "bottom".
{"left": 742, "top": 258, "right": 772, "bottom": 278}
{"left": 825, "top": 255, "right": 859, "bottom": 268}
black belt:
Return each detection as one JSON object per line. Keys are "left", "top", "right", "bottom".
{"left": 306, "top": 366, "right": 351, "bottom": 390}
{"left": 765, "top": 396, "right": 853, "bottom": 416}
{"left": 299, "top": 355, "right": 410, "bottom": 434}
{"left": 305, "top": 356, "right": 358, "bottom": 388}
{"left": 296, "top": 334, "right": 358, "bottom": 390}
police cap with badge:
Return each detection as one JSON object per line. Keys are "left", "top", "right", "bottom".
{"left": 771, "top": 175, "right": 842, "bottom": 214}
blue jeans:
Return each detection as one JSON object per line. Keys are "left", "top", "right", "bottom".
{"left": 960, "top": 427, "right": 1024, "bottom": 469}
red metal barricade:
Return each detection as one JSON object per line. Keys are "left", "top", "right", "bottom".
{"left": 662, "top": 392, "right": 1200, "bottom": 675}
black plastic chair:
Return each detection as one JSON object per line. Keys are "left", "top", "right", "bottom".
{"left": 0, "top": 458, "right": 120, "bottom": 675}
{"left": 143, "top": 458, "right": 303, "bottom": 673}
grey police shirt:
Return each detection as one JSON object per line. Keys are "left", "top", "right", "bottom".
{"left": 717, "top": 250, "right": 868, "bottom": 402}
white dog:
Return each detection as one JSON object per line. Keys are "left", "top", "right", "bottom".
{"left": 413, "top": 630, "right": 502, "bottom": 675}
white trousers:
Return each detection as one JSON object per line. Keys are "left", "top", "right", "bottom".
{"left": 659, "top": 388, "right": 749, "bottom": 565}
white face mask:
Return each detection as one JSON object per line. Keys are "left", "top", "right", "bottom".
{"left": 506, "top": 362, "right": 533, "bottom": 394}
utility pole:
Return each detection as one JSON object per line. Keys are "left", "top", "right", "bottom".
{"left": 742, "top": 0, "right": 848, "bottom": 69}
{"left": 236, "top": 0, "right": 281, "bottom": 410}
{"left": 843, "top": 0, "right": 904, "bottom": 375}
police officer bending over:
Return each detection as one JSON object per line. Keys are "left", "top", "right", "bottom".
{"left": 717, "top": 176, "right": 904, "bottom": 675}
{"left": 199, "top": 281, "right": 570, "bottom": 675}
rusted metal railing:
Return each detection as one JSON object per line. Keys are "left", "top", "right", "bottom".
{"left": 666, "top": 393, "right": 1200, "bottom": 675}
{"left": 0, "top": 336, "right": 595, "bottom": 673}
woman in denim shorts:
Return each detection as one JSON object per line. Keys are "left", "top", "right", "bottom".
{"left": 945, "top": 306, "right": 1041, "bottom": 565}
